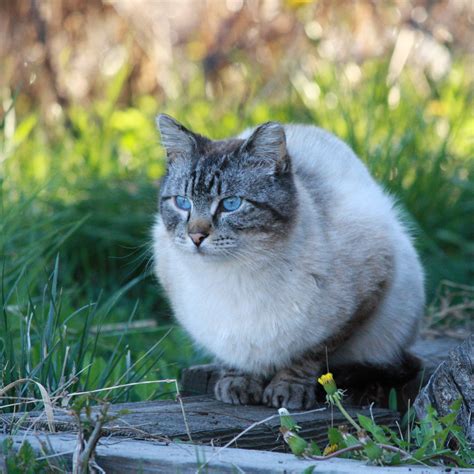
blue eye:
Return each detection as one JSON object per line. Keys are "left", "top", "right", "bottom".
{"left": 221, "top": 196, "right": 242, "bottom": 212}
{"left": 175, "top": 195, "right": 191, "bottom": 211}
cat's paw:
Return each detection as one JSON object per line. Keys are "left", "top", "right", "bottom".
{"left": 263, "top": 379, "right": 316, "bottom": 409}
{"left": 214, "top": 373, "right": 264, "bottom": 405}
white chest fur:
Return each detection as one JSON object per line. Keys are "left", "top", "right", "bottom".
{"left": 159, "top": 242, "right": 329, "bottom": 375}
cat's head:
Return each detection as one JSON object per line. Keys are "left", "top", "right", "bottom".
{"left": 156, "top": 114, "right": 297, "bottom": 260}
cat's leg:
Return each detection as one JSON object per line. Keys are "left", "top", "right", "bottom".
{"left": 262, "top": 356, "right": 321, "bottom": 409}
{"left": 214, "top": 368, "right": 267, "bottom": 405}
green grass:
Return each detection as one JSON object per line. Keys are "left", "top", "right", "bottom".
{"left": 1, "top": 59, "right": 472, "bottom": 406}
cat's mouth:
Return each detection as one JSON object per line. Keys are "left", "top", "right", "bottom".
{"left": 174, "top": 239, "right": 223, "bottom": 257}
{"left": 172, "top": 233, "right": 246, "bottom": 260}
{"left": 183, "top": 243, "right": 240, "bottom": 261}
{"left": 193, "top": 245, "right": 233, "bottom": 258}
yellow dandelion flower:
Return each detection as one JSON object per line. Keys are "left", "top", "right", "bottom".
{"left": 323, "top": 443, "right": 338, "bottom": 456}
{"left": 317, "top": 373, "right": 364, "bottom": 433}
{"left": 317, "top": 372, "right": 337, "bottom": 395}
{"left": 317, "top": 372, "right": 334, "bottom": 385}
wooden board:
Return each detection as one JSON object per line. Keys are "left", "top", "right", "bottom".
{"left": 0, "top": 432, "right": 462, "bottom": 474}
{"left": 0, "top": 337, "right": 466, "bottom": 471}
{"left": 1, "top": 395, "right": 398, "bottom": 451}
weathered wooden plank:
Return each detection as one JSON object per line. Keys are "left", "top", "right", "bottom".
{"left": 0, "top": 432, "right": 464, "bottom": 474}
{"left": 181, "top": 363, "right": 220, "bottom": 396}
{"left": 0, "top": 338, "right": 465, "bottom": 470}
{"left": 1, "top": 395, "right": 398, "bottom": 451}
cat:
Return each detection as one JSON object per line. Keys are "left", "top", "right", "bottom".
{"left": 152, "top": 114, "right": 425, "bottom": 409}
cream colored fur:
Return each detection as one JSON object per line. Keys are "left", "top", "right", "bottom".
{"left": 153, "top": 124, "right": 425, "bottom": 376}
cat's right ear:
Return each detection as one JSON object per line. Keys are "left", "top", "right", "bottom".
{"left": 156, "top": 114, "right": 197, "bottom": 160}
{"left": 240, "top": 122, "right": 290, "bottom": 174}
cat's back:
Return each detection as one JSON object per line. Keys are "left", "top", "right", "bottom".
{"left": 239, "top": 123, "right": 376, "bottom": 194}
{"left": 281, "top": 124, "right": 395, "bottom": 224}
{"left": 283, "top": 124, "right": 373, "bottom": 190}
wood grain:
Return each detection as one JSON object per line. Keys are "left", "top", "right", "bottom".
{"left": 2, "top": 395, "right": 399, "bottom": 451}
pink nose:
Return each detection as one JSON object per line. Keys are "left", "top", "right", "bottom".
{"left": 189, "top": 232, "right": 209, "bottom": 247}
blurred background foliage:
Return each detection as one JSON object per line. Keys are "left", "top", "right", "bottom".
{"left": 0, "top": 0, "right": 472, "bottom": 403}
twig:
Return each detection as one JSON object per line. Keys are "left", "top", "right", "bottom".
{"left": 422, "top": 452, "right": 462, "bottom": 467}
{"left": 72, "top": 403, "right": 109, "bottom": 474}
{"left": 305, "top": 443, "right": 410, "bottom": 461}
{"left": 36, "top": 449, "right": 75, "bottom": 461}
{"left": 89, "top": 460, "right": 106, "bottom": 474}
{"left": 304, "top": 444, "right": 365, "bottom": 460}
{"left": 174, "top": 379, "right": 193, "bottom": 443}
{"left": 197, "top": 406, "right": 326, "bottom": 472}
{"left": 66, "top": 379, "right": 178, "bottom": 398}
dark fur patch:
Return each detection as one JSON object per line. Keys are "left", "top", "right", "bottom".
{"left": 331, "top": 351, "right": 422, "bottom": 407}
{"left": 334, "top": 351, "right": 422, "bottom": 387}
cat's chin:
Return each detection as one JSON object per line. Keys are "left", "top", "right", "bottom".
{"left": 175, "top": 243, "right": 235, "bottom": 260}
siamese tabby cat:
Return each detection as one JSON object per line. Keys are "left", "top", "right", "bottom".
{"left": 153, "top": 114, "right": 424, "bottom": 409}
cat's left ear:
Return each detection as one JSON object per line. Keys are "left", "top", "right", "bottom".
{"left": 156, "top": 114, "right": 198, "bottom": 160}
{"left": 241, "top": 122, "right": 290, "bottom": 174}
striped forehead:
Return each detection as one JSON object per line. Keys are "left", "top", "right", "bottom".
{"left": 184, "top": 139, "right": 243, "bottom": 196}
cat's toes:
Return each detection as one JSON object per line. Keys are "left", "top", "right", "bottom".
{"left": 214, "top": 375, "right": 264, "bottom": 405}
{"left": 262, "top": 381, "right": 316, "bottom": 410}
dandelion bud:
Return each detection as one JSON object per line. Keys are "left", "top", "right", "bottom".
{"left": 282, "top": 429, "right": 308, "bottom": 456}
{"left": 317, "top": 372, "right": 337, "bottom": 395}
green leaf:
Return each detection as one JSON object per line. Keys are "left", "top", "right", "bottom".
{"left": 363, "top": 440, "right": 383, "bottom": 461}
{"left": 286, "top": 432, "right": 308, "bottom": 456}
{"left": 342, "top": 432, "right": 361, "bottom": 448}
{"left": 387, "top": 452, "right": 402, "bottom": 465}
{"left": 358, "top": 414, "right": 389, "bottom": 444}
{"left": 328, "top": 427, "right": 345, "bottom": 448}
{"left": 439, "top": 398, "right": 462, "bottom": 427}
{"left": 388, "top": 388, "right": 398, "bottom": 411}
{"left": 412, "top": 444, "right": 427, "bottom": 460}
{"left": 308, "top": 440, "right": 322, "bottom": 456}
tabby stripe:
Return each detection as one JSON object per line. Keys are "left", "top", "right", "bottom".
{"left": 218, "top": 154, "right": 231, "bottom": 173}
{"left": 193, "top": 167, "right": 204, "bottom": 194}
{"left": 246, "top": 199, "right": 289, "bottom": 222}
{"left": 210, "top": 168, "right": 224, "bottom": 194}
{"left": 207, "top": 173, "right": 216, "bottom": 193}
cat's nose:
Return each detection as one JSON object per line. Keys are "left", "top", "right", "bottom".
{"left": 189, "top": 232, "right": 209, "bottom": 247}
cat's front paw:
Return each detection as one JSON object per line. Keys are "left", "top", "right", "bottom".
{"left": 214, "top": 373, "right": 264, "bottom": 405}
{"left": 263, "top": 379, "right": 317, "bottom": 410}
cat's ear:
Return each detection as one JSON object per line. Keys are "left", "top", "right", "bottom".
{"left": 156, "top": 114, "right": 197, "bottom": 160}
{"left": 241, "top": 122, "right": 290, "bottom": 173}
